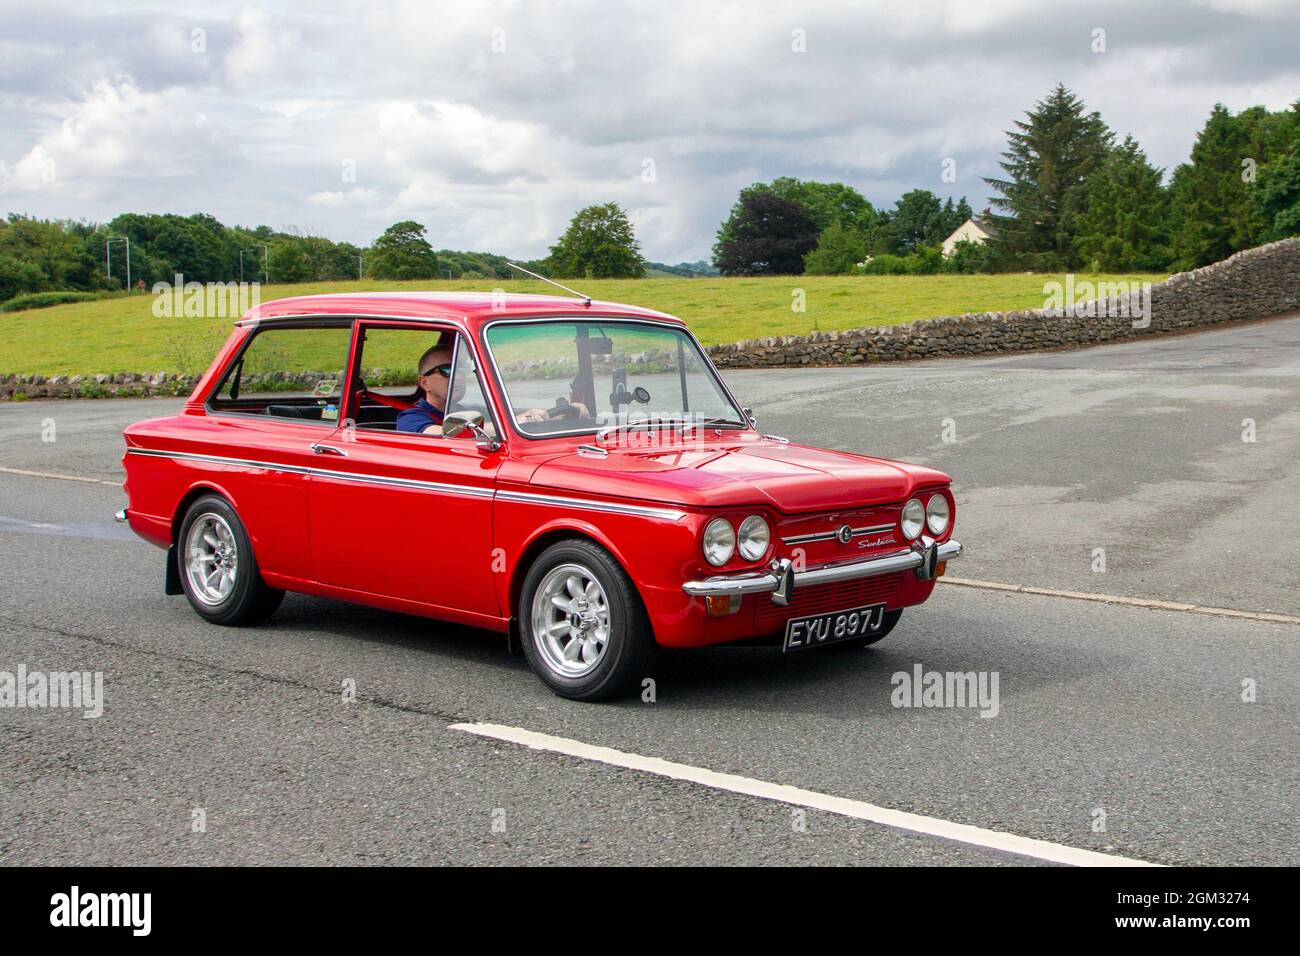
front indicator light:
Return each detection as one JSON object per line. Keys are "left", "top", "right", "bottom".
{"left": 705, "top": 595, "right": 743, "bottom": 616}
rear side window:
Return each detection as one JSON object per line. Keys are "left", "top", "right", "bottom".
{"left": 209, "top": 326, "right": 353, "bottom": 424}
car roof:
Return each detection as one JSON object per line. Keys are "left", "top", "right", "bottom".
{"left": 240, "top": 291, "right": 683, "bottom": 329}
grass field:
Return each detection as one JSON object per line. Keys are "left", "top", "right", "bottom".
{"left": 1, "top": 272, "right": 1167, "bottom": 376}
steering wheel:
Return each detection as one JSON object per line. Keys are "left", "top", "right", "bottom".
{"left": 546, "top": 398, "right": 581, "bottom": 420}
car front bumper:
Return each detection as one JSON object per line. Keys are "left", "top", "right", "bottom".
{"left": 682, "top": 538, "right": 962, "bottom": 604}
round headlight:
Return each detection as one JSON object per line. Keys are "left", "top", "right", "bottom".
{"left": 737, "top": 515, "right": 770, "bottom": 561}
{"left": 900, "top": 498, "right": 925, "bottom": 540}
{"left": 703, "top": 517, "right": 736, "bottom": 566}
{"left": 925, "top": 494, "right": 951, "bottom": 536}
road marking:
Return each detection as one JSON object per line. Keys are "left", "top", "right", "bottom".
{"left": 941, "top": 576, "right": 1300, "bottom": 626}
{"left": 449, "top": 721, "right": 1160, "bottom": 867}
{"left": 0, "top": 465, "right": 119, "bottom": 487}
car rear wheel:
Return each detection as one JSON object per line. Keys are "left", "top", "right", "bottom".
{"left": 833, "top": 608, "right": 903, "bottom": 649}
{"left": 519, "top": 539, "right": 655, "bottom": 701}
{"left": 177, "top": 495, "right": 284, "bottom": 625}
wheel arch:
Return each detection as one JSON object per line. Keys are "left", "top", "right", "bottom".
{"left": 170, "top": 483, "right": 237, "bottom": 544}
{"left": 506, "top": 522, "right": 650, "bottom": 646}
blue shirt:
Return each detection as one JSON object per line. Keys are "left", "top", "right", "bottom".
{"left": 396, "top": 397, "right": 445, "bottom": 434}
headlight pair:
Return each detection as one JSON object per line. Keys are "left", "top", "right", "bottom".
{"left": 703, "top": 515, "right": 770, "bottom": 566}
{"left": 900, "top": 493, "right": 951, "bottom": 540}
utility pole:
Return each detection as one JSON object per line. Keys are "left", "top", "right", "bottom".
{"left": 105, "top": 236, "right": 130, "bottom": 290}
{"left": 358, "top": 254, "right": 363, "bottom": 281}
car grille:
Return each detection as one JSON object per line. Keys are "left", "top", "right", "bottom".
{"left": 754, "top": 571, "right": 905, "bottom": 630}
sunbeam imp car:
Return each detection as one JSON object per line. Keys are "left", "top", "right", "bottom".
{"left": 118, "top": 291, "right": 962, "bottom": 700}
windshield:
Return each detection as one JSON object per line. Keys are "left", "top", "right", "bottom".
{"left": 484, "top": 319, "right": 746, "bottom": 437}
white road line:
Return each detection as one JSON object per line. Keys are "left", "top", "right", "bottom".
{"left": 0, "top": 465, "right": 120, "bottom": 487}
{"left": 941, "top": 576, "right": 1300, "bottom": 626}
{"left": 449, "top": 721, "right": 1161, "bottom": 867}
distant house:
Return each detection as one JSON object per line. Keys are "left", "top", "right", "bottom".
{"left": 941, "top": 215, "right": 997, "bottom": 256}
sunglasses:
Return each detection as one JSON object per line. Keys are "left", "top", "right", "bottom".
{"left": 420, "top": 363, "right": 452, "bottom": 378}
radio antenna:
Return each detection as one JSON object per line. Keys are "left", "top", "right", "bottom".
{"left": 506, "top": 261, "right": 592, "bottom": 307}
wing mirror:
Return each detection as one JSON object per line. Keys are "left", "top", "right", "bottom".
{"left": 443, "top": 411, "right": 501, "bottom": 451}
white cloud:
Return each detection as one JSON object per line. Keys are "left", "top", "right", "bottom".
{"left": 307, "top": 187, "right": 379, "bottom": 206}
{"left": 0, "top": 78, "right": 229, "bottom": 197}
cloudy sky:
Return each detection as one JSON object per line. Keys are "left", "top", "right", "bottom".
{"left": 1, "top": 0, "right": 1297, "bottom": 263}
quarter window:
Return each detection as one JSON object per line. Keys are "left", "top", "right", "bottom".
{"left": 210, "top": 326, "right": 352, "bottom": 424}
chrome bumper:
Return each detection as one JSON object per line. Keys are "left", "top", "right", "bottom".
{"left": 114, "top": 509, "right": 128, "bottom": 523}
{"left": 682, "top": 538, "right": 962, "bottom": 605}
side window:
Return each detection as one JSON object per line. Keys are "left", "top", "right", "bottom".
{"left": 210, "top": 326, "right": 352, "bottom": 424}
{"left": 447, "top": 335, "right": 498, "bottom": 438}
{"left": 351, "top": 326, "right": 497, "bottom": 438}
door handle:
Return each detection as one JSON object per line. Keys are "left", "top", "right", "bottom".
{"left": 310, "top": 443, "right": 347, "bottom": 457}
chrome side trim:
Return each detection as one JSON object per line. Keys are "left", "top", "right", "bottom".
{"left": 780, "top": 523, "right": 895, "bottom": 545}
{"left": 310, "top": 466, "right": 495, "bottom": 499}
{"left": 125, "top": 447, "right": 686, "bottom": 517}
{"left": 126, "top": 447, "right": 312, "bottom": 475}
{"left": 682, "top": 540, "right": 963, "bottom": 599}
{"left": 495, "top": 489, "right": 687, "bottom": 521}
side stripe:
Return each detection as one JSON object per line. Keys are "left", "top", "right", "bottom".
{"left": 125, "top": 447, "right": 687, "bottom": 520}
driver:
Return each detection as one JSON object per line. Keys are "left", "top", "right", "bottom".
{"left": 396, "top": 344, "right": 588, "bottom": 434}
{"left": 396, "top": 344, "right": 460, "bottom": 434}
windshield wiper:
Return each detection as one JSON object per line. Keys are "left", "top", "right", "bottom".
{"left": 677, "top": 417, "right": 746, "bottom": 435}
{"left": 595, "top": 418, "right": 694, "bottom": 443}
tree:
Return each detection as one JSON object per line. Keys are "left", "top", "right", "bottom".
{"left": 1074, "top": 136, "right": 1170, "bottom": 271}
{"left": 268, "top": 240, "right": 313, "bottom": 283}
{"left": 713, "top": 190, "right": 819, "bottom": 275}
{"left": 1253, "top": 140, "right": 1300, "bottom": 242}
{"left": 0, "top": 215, "right": 97, "bottom": 290}
{"left": 767, "top": 177, "right": 877, "bottom": 233}
{"left": 985, "top": 83, "right": 1113, "bottom": 268}
{"left": 547, "top": 202, "right": 644, "bottom": 278}
{"left": 802, "top": 222, "right": 866, "bottom": 274}
{"left": 1167, "top": 105, "right": 1255, "bottom": 269}
{"left": 366, "top": 220, "right": 440, "bottom": 280}
{"left": 867, "top": 189, "right": 959, "bottom": 254}
{"left": 0, "top": 254, "right": 45, "bottom": 300}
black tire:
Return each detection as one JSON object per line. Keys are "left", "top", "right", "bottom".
{"left": 833, "top": 608, "right": 903, "bottom": 650}
{"left": 518, "top": 538, "right": 656, "bottom": 701}
{"left": 176, "top": 495, "right": 284, "bottom": 626}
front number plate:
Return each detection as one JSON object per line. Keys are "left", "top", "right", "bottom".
{"left": 783, "top": 603, "right": 886, "bottom": 652}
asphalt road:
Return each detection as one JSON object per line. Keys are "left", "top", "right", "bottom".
{"left": 1, "top": 317, "right": 1296, "bottom": 866}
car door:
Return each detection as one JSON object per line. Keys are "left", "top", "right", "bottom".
{"left": 306, "top": 324, "right": 504, "bottom": 620}
{"left": 199, "top": 320, "right": 354, "bottom": 587}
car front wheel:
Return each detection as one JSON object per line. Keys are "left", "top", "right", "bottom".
{"left": 177, "top": 494, "right": 284, "bottom": 625}
{"left": 519, "top": 539, "right": 655, "bottom": 701}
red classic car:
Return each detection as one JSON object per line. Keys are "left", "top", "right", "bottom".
{"left": 118, "top": 291, "right": 961, "bottom": 700}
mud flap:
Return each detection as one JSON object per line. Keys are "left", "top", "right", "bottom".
{"left": 165, "top": 545, "right": 183, "bottom": 595}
